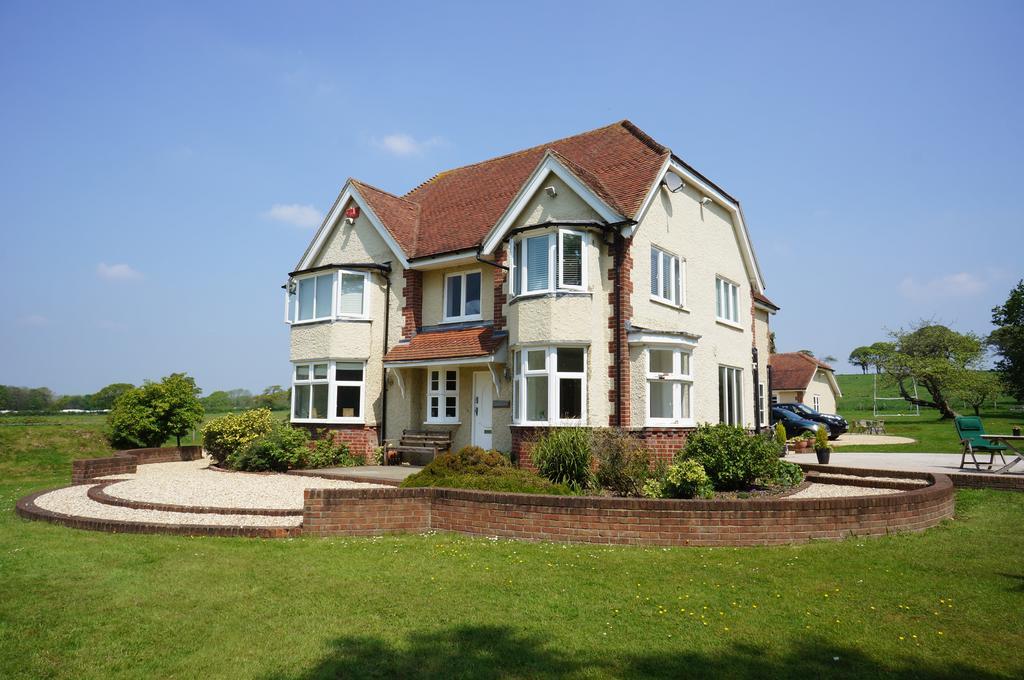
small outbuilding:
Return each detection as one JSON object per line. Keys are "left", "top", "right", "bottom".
{"left": 770, "top": 352, "right": 842, "bottom": 414}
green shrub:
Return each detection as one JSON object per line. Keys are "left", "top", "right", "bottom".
{"left": 591, "top": 428, "right": 650, "bottom": 496}
{"left": 426, "top": 446, "right": 511, "bottom": 476}
{"left": 772, "top": 460, "right": 805, "bottom": 488}
{"left": 202, "top": 408, "right": 275, "bottom": 464}
{"left": 105, "top": 373, "right": 204, "bottom": 449}
{"left": 814, "top": 425, "right": 831, "bottom": 450}
{"left": 677, "top": 423, "right": 778, "bottom": 491}
{"left": 401, "top": 466, "right": 572, "bottom": 495}
{"left": 663, "top": 459, "right": 714, "bottom": 499}
{"left": 774, "top": 422, "right": 787, "bottom": 448}
{"left": 228, "top": 423, "right": 310, "bottom": 472}
{"left": 306, "top": 433, "right": 365, "bottom": 469}
{"left": 531, "top": 427, "right": 592, "bottom": 490}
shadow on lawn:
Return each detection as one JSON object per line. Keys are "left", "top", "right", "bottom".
{"left": 264, "top": 624, "right": 1018, "bottom": 680}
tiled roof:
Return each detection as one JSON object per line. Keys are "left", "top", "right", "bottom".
{"left": 753, "top": 291, "right": 780, "bottom": 310}
{"left": 770, "top": 353, "right": 834, "bottom": 391}
{"left": 383, "top": 326, "right": 506, "bottom": 363}
{"left": 351, "top": 120, "right": 670, "bottom": 259}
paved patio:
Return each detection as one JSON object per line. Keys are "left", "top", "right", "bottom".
{"left": 290, "top": 465, "right": 423, "bottom": 485}
{"left": 786, "top": 451, "right": 1023, "bottom": 490}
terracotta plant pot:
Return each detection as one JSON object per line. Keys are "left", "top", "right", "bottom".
{"left": 815, "top": 447, "right": 831, "bottom": 464}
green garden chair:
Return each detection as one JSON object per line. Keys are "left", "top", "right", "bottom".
{"left": 955, "top": 416, "right": 1007, "bottom": 470}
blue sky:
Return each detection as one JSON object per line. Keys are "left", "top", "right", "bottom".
{"left": 2, "top": 0, "right": 1022, "bottom": 395}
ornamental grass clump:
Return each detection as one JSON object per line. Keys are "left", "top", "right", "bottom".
{"left": 677, "top": 423, "right": 778, "bottom": 491}
{"left": 531, "top": 427, "right": 593, "bottom": 490}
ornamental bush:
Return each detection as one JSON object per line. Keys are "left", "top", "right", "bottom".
{"left": 531, "top": 427, "right": 593, "bottom": 490}
{"left": 592, "top": 428, "right": 650, "bottom": 497}
{"left": 306, "top": 434, "right": 364, "bottom": 469}
{"left": 401, "top": 467, "right": 572, "bottom": 495}
{"left": 772, "top": 460, "right": 805, "bottom": 488}
{"left": 229, "top": 423, "right": 310, "bottom": 472}
{"left": 201, "top": 408, "right": 275, "bottom": 465}
{"left": 662, "top": 459, "right": 714, "bottom": 499}
{"left": 677, "top": 423, "right": 778, "bottom": 490}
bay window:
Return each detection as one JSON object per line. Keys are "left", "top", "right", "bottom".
{"left": 716, "top": 277, "right": 740, "bottom": 324}
{"left": 512, "top": 346, "right": 587, "bottom": 425}
{"left": 650, "top": 246, "right": 684, "bottom": 307}
{"left": 646, "top": 347, "right": 693, "bottom": 425}
{"left": 443, "top": 271, "right": 482, "bottom": 322}
{"left": 508, "top": 229, "right": 587, "bottom": 297}
{"left": 286, "top": 269, "right": 369, "bottom": 323}
{"left": 718, "top": 365, "right": 743, "bottom": 426}
{"left": 292, "top": 360, "right": 365, "bottom": 423}
{"left": 427, "top": 368, "right": 459, "bottom": 423}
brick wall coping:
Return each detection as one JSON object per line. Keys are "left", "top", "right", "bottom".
{"left": 306, "top": 473, "right": 952, "bottom": 511}
{"left": 798, "top": 462, "right": 1024, "bottom": 492}
{"left": 15, "top": 487, "right": 299, "bottom": 539}
{"left": 87, "top": 482, "right": 301, "bottom": 517}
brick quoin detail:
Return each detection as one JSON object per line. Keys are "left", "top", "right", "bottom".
{"left": 608, "top": 235, "right": 633, "bottom": 427}
{"left": 402, "top": 268, "right": 423, "bottom": 337}
{"left": 302, "top": 474, "right": 955, "bottom": 546}
{"left": 301, "top": 424, "right": 379, "bottom": 460}
{"left": 492, "top": 246, "right": 508, "bottom": 331}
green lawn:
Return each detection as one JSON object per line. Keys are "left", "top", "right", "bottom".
{"left": 834, "top": 374, "right": 1024, "bottom": 453}
{"left": 2, "top": 419, "right": 1024, "bottom": 677}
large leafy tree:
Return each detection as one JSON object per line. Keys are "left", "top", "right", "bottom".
{"left": 989, "top": 279, "right": 1024, "bottom": 401}
{"left": 91, "top": 383, "right": 135, "bottom": 410}
{"left": 877, "top": 323, "right": 985, "bottom": 419}
{"left": 106, "top": 373, "right": 204, "bottom": 449}
{"left": 848, "top": 346, "right": 872, "bottom": 374}
{"left": 954, "top": 371, "right": 1005, "bottom": 416}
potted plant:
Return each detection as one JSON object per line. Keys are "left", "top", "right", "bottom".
{"left": 775, "top": 422, "right": 788, "bottom": 456}
{"left": 814, "top": 426, "right": 832, "bottom": 464}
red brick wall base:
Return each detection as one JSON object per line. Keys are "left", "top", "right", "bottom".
{"left": 302, "top": 474, "right": 955, "bottom": 546}
{"left": 297, "top": 424, "right": 380, "bottom": 462}
{"left": 510, "top": 426, "right": 693, "bottom": 468}
{"left": 71, "top": 446, "right": 203, "bottom": 484}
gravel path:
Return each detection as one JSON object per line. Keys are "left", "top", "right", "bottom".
{"left": 100, "top": 459, "right": 386, "bottom": 510}
{"left": 787, "top": 483, "right": 900, "bottom": 499}
{"left": 33, "top": 485, "right": 302, "bottom": 527}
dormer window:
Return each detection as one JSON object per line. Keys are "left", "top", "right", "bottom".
{"left": 443, "top": 270, "right": 482, "bottom": 323}
{"left": 509, "top": 228, "right": 587, "bottom": 297}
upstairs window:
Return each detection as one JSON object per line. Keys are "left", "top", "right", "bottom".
{"left": 509, "top": 229, "right": 587, "bottom": 297}
{"left": 287, "top": 269, "right": 369, "bottom": 323}
{"left": 443, "top": 271, "right": 482, "bottom": 322}
{"left": 650, "top": 246, "right": 684, "bottom": 307}
{"left": 716, "top": 277, "right": 740, "bottom": 324}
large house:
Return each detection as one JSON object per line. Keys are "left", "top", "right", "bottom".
{"left": 770, "top": 352, "right": 842, "bottom": 414}
{"left": 284, "top": 121, "right": 777, "bottom": 463}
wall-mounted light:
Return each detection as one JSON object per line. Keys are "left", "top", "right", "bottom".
{"left": 700, "top": 197, "right": 713, "bottom": 207}
{"left": 545, "top": 186, "right": 558, "bottom": 198}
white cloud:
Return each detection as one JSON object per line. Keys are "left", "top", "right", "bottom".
{"left": 97, "top": 262, "right": 143, "bottom": 281}
{"left": 373, "top": 133, "right": 444, "bottom": 156}
{"left": 265, "top": 203, "right": 322, "bottom": 229}
{"left": 899, "top": 272, "right": 986, "bottom": 301}
{"left": 17, "top": 314, "right": 51, "bottom": 327}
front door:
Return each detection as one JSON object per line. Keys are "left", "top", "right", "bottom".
{"left": 472, "top": 372, "right": 493, "bottom": 450}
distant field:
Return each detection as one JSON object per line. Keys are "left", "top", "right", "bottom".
{"left": 834, "top": 374, "right": 1023, "bottom": 453}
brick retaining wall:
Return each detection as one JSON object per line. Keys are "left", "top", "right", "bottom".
{"left": 302, "top": 474, "right": 955, "bottom": 546}
{"left": 71, "top": 446, "right": 203, "bottom": 484}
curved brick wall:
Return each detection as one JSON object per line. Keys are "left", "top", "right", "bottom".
{"left": 303, "top": 474, "right": 955, "bottom": 546}
{"left": 71, "top": 446, "right": 203, "bottom": 484}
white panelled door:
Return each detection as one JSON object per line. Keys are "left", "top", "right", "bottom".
{"left": 472, "top": 372, "right": 493, "bottom": 450}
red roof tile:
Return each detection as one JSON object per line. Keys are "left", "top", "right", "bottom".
{"left": 383, "top": 327, "right": 506, "bottom": 363}
{"left": 351, "top": 120, "right": 670, "bottom": 259}
{"left": 770, "top": 353, "right": 834, "bottom": 391}
{"left": 753, "top": 291, "right": 780, "bottom": 310}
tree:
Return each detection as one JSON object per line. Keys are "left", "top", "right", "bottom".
{"left": 866, "top": 341, "right": 895, "bottom": 374}
{"left": 255, "top": 385, "right": 289, "bottom": 411}
{"left": 849, "top": 347, "right": 873, "bottom": 374}
{"left": 156, "top": 373, "right": 204, "bottom": 446}
{"left": 92, "top": 383, "right": 134, "bottom": 410}
{"left": 106, "top": 373, "right": 204, "bottom": 449}
{"left": 202, "top": 390, "right": 233, "bottom": 413}
{"left": 989, "top": 279, "right": 1024, "bottom": 401}
{"left": 955, "top": 371, "right": 1004, "bottom": 416}
{"left": 876, "top": 323, "right": 985, "bottom": 419}
{"left": 797, "top": 349, "right": 815, "bottom": 357}
{"left": 822, "top": 355, "right": 838, "bottom": 365}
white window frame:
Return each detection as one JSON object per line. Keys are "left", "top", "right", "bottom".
{"left": 645, "top": 346, "right": 694, "bottom": 426}
{"left": 718, "top": 365, "right": 743, "bottom": 426}
{"left": 813, "top": 394, "right": 821, "bottom": 412}
{"left": 426, "top": 367, "right": 460, "bottom": 424}
{"left": 511, "top": 345, "right": 587, "bottom": 426}
{"left": 509, "top": 228, "right": 588, "bottom": 298}
{"left": 285, "top": 269, "right": 372, "bottom": 325}
{"left": 337, "top": 270, "right": 370, "bottom": 319}
{"left": 291, "top": 360, "right": 366, "bottom": 424}
{"left": 758, "top": 382, "right": 767, "bottom": 426}
{"left": 715, "top": 276, "right": 741, "bottom": 325}
{"left": 650, "top": 246, "right": 685, "bottom": 308}
{"left": 442, "top": 270, "right": 483, "bottom": 323}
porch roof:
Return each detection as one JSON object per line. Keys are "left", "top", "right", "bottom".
{"left": 383, "top": 326, "right": 507, "bottom": 365}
